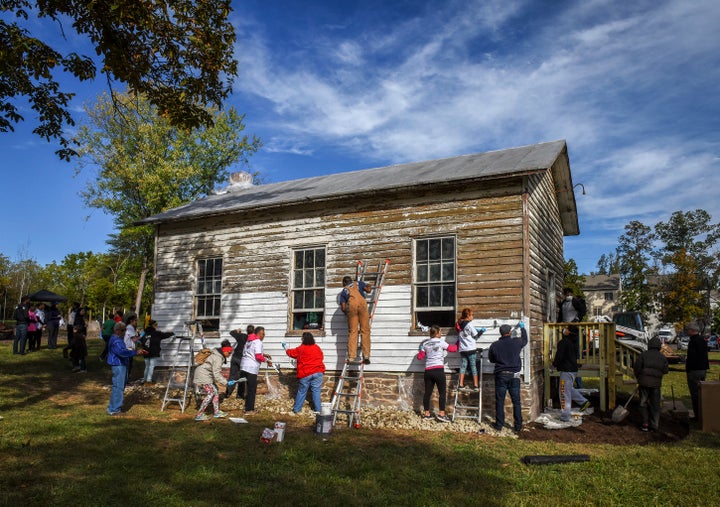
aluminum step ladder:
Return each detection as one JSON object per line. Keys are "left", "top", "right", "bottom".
{"left": 451, "top": 349, "right": 484, "bottom": 423}
{"left": 330, "top": 259, "right": 390, "bottom": 428}
{"left": 356, "top": 259, "right": 390, "bottom": 321}
{"left": 330, "top": 360, "right": 365, "bottom": 428}
{"left": 161, "top": 321, "right": 203, "bottom": 413}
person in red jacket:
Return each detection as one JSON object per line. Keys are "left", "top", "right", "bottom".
{"left": 283, "top": 332, "right": 326, "bottom": 414}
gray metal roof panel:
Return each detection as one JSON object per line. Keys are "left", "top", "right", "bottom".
{"left": 141, "top": 140, "right": 568, "bottom": 225}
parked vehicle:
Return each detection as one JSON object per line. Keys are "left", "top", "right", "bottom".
{"left": 657, "top": 328, "right": 676, "bottom": 344}
{"left": 677, "top": 334, "right": 690, "bottom": 351}
{"left": 612, "top": 312, "right": 649, "bottom": 344}
{"left": 706, "top": 334, "right": 719, "bottom": 350}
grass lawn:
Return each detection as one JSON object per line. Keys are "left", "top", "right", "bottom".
{"left": 1, "top": 338, "right": 720, "bottom": 506}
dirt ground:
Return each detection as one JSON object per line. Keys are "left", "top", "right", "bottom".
{"left": 521, "top": 391, "right": 690, "bottom": 445}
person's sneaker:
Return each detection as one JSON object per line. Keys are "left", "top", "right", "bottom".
{"left": 421, "top": 413, "right": 433, "bottom": 420}
{"left": 348, "top": 357, "right": 362, "bottom": 364}
{"left": 214, "top": 411, "right": 228, "bottom": 419}
{"left": 244, "top": 410, "right": 257, "bottom": 416}
{"left": 363, "top": 358, "right": 371, "bottom": 365}
{"left": 77, "top": 370, "right": 87, "bottom": 374}
{"left": 458, "top": 385, "right": 468, "bottom": 392}
{"left": 471, "top": 386, "right": 480, "bottom": 392}
{"left": 436, "top": 414, "right": 451, "bottom": 423}
{"left": 579, "top": 401, "right": 591, "bottom": 412}
{"left": 71, "top": 366, "right": 81, "bottom": 372}
{"left": 640, "top": 424, "right": 649, "bottom": 432}
{"left": 195, "top": 414, "right": 210, "bottom": 421}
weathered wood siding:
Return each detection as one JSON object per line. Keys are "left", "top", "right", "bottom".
{"left": 524, "top": 165, "right": 567, "bottom": 413}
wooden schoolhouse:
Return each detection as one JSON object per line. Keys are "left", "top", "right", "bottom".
{"left": 141, "top": 139, "right": 580, "bottom": 419}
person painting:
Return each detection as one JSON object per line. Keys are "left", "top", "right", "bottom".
{"left": 238, "top": 326, "right": 272, "bottom": 415}
{"left": 417, "top": 325, "right": 458, "bottom": 423}
{"left": 106, "top": 321, "right": 148, "bottom": 416}
{"left": 283, "top": 331, "right": 326, "bottom": 414}
{"left": 488, "top": 322, "right": 528, "bottom": 432}
{"left": 226, "top": 324, "right": 254, "bottom": 399}
{"left": 340, "top": 275, "right": 372, "bottom": 364}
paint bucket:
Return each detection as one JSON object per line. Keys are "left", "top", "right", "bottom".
{"left": 315, "top": 414, "right": 333, "bottom": 436}
{"left": 274, "top": 421, "right": 286, "bottom": 442}
{"left": 320, "top": 402, "right": 333, "bottom": 416}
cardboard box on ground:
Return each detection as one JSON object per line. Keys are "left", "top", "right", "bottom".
{"left": 700, "top": 381, "right": 720, "bottom": 433}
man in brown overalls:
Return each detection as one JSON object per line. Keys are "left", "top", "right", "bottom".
{"left": 340, "top": 275, "right": 372, "bottom": 364}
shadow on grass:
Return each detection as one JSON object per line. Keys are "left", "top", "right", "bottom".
{"left": 1, "top": 340, "right": 513, "bottom": 506}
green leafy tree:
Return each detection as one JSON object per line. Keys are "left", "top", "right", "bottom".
{"left": 1, "top": 0, "right": 237, "bottom": 160}
{"left": 76, "top": 91, "right": 261, "bottom": 311}
{"left": 562, "top": 258, "right": 585, "bottom": 298}
{"left": 616, "top": 220, "right": 657, "bottom": 317}
{"left": 595, "top": 252, "right": 620, "bottom": 275}
{"left": 655, "top": 210, "right": 720, "bottom": 326}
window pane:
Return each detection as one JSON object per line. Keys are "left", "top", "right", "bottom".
{"left": 442, "top": 262, "right": 454, "bottom": 282}
{"left": 294, "top": 291, "right": 304, "bottom": 309}
{"left": 442, "top": 238, "right": 454, "bottom": 259}
{"left": 416, "top": 265, "right": 428, "bottom": 283}
{"left": 442, "top": 285, "right": 455, "bottom": 306}
{"left": 295, "top": 251, "right": 304, "bottom": 269}
{"left": 306, "top": 249, "right": 314, "bottom": 267}
{"left": 294, "top": 270, "right": 303, "bottom": 288}
{"left": 416, "top": 241, "right": 428, "bottom": 262}
{"left": 429, "top": 239, "right": 441, "bottom": 261}
{"left": 429, "top": 263, "right": 441, "bottom": 281}
{"left": 315, "top": 269, "right": 325, "bottom": 287}
{"left": 416, "top": 286, "right": 428, "bottom": 307}
{"left": 314, "top": 289, "right": 324, "bottom": 308}
{"left": 429, "top": 286, "right": 442, "bottom": 306}
{"left": 304, "top": 269, "right": 314, "bottom": 287}
{"left": 198, "top": 260, "right": 207, "bottom": 279}
{"left": 213, "top": 280, "right": 222, "bottom": 293}
{"left": 214, "top": 259, "right": 223, "bottom": 276}
{"left": 315, "top": 249, "right": 325, "bottom": 266}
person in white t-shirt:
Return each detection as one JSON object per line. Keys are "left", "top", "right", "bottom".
{"left": 239, "top": 326, "right": 273, "bottom": 414}
{"left": 416, "top": 325, "right": 459, "bottom": 423}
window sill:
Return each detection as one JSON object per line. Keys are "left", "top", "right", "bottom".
{"left": 284, "top": 329, "right": 326, "bottom": 338}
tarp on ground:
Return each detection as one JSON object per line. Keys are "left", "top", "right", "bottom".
{"left": 28, "top": 289, "right": 67, "bottom": 303}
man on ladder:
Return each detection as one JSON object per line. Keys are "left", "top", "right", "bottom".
{"left": 340, "top": 275, "right": 373, "bottom": 365}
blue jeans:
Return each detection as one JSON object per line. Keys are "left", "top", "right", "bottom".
{"left": 293, "top": 372, "right": 323, "bottom": 413}
{"left": 144, "top": 357, "right": 158, "bottom": 382}
{"left": 13, "top": 323, "right": 28, "bottom": 354}
{"left": 108, "top": 364, "right": 128, "bottom": 414}
{"left": 494, "top": 372, "right": 522, "bottom": 431}
{"left": 460, "top": 351, "right": 478, "bottom": 376}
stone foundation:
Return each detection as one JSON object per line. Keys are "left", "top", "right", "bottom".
{"left": 155, "top": 367, "right": 540, "bottom": 420}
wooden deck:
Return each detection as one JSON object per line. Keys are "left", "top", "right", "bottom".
{"left": 543, "top": 322, "right": 642, "bottom": 410}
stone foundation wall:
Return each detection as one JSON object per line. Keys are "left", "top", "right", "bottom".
{"left": 155, "top": 367, "right": 540, "bottom": 421}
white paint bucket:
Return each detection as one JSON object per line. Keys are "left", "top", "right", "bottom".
{"left": 321, "top": 402, "right": 332, "bottom": 416}
{"left": 274, "top": 421, "right": 286, "bottom": 442}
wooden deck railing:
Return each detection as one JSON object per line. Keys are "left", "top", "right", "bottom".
{"left": 543, "top": 322, "right": 642, "bottom": 411}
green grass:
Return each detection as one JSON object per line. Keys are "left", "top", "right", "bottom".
{"left": 2, "top": 339, "right": 720, "bottom": 506}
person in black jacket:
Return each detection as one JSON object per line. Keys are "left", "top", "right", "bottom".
{"left": 633, "top": 336, "right": 669, "bottom": 431}
{"left": 553, "top": 328, "right": 591, "bottom": 422}
{"left": 226, "top": 324, "right": 254, "bottom": 398}
{"left": 684, "top": 322, "right": 709, "bottom": 421}
{"left": 488, "top": 322, "right": 528, "bottom": 432}
{"left": 140, "top": 320, "right": 174, "bottom": 384}
{"left": 13, "top": 295, "right": 30, "bottom": 355}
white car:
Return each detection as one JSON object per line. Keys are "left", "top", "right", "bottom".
{"left": 657, "top": 328, "right": 676, "bottom": 344}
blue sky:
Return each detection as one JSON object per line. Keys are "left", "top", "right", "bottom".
{"left": 1, "top": 0, "right": 719, "bottom": 275}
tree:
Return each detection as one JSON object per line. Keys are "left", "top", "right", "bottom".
{"left": 76, "top": 91, "right": 261, "bottom": 312}
{"left": 616, "top": 220, "right": 657, "bottom": 317}
{"left": 562, "top": 259, "right": 585, "bottom": 298}
{"left": 595, "top": 252, "right": 620, "bottom": 275}
{"left": 655, "top": 210, "right": 720, "bottom": 326}
{"left": 1, "top": 0, "right": 237, "bottom": 160}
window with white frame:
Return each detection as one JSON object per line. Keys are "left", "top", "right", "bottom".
{"left": 414, "top": 236, "right": 456, "bottom": 328}
{"left": 292, "top": 247, "right": 325, "bottom": 330}
{"left": 195, "top": 257, "right": 222, "bottom": 332}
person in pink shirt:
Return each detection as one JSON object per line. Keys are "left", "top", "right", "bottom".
{"left": 417, "top": 325, "right": 458, "bottom": 423}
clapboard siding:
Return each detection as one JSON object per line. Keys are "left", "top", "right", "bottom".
{"left": 148, "top": 143, "right": 577, "bottom": 418}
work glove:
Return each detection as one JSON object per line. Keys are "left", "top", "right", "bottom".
{"left": 227, "top": 380, "right": 236, "bottom": 387}
{"left": 518, "top": 321, "right": 525, "bottom": 329}
{"left": 476, "top": 327, "right": 487, "bottom": 334}
{"left": 281, "top": 342, "right": 287, "bottom": 349}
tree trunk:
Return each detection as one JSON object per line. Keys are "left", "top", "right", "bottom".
{"left": 135, "top": 257, "right": 149, "bottom": 320}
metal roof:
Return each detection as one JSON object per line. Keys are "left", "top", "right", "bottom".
{"left": 140, "top": 139, "right": 578, "bottom": 234}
